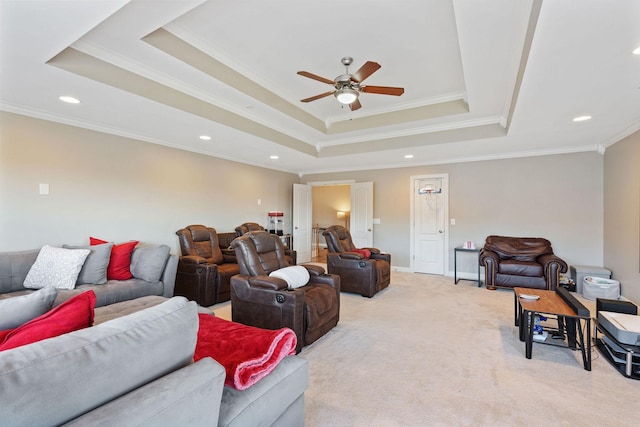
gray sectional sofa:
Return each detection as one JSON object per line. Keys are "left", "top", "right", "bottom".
{"left": 0, "top": 247, "right": 310, "bottom": 426}
{"left": 0, "top": 296, "right": 309, "bottom": 426}
{"left": 0, "top": 244, "right": 178, "bottom": 306}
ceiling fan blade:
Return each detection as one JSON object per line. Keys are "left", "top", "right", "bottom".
{"left": 362, "top": 85, "right": 405, "bottom": 96}
{"left": 300, "top": 91, "right": 335, "bottom": 103}
{"left": 349, "top": 99, "right": 362, "bottom": 111}
{"left": 351, "top": 61, "right": 381, "bottom": 83}
{"left": 297, "top": 71, "right": 335, "bottom": 85}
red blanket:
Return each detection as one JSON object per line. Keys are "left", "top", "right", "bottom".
{"left": 194, "top": 314, "right": 297, "bottom": 390}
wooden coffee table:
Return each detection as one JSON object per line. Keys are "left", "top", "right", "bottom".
{"left": 513, "top": 287, "right": 592, "bottom": 371}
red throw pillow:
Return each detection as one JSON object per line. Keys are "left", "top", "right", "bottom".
{"left": 352, "top": 249, "right": 371, "bottom": 259}
{"left": 90, "top": 237, "right": 138, "bottom": 280}
{"left": 0, "top": 290, "right": 96, "bottom": 351}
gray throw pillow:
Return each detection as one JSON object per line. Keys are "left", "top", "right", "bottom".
{"left": 130, "top": 243, "right": 170, "bottom": 283}
{"left": 0, "top": 287, "right": 58, "bottom": 329}
{"left": 63, "top": 242, "right": 113, "bottom": 285}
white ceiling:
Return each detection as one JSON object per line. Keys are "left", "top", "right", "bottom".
{"left": 1, "top": 0, "right": 639, "bottom": 175}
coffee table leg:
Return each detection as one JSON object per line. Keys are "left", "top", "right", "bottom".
{"left": 525, "top": 310, "right": 534, "bottom": 359}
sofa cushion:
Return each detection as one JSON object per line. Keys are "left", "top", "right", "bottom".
{"left": 498, "top": 260, "right": 544, "bottom": 277}
{"left": 53, "top": 278, "right": 165, "bottom": 308}
{"left": 0, "top": 286, "right": 58, "bottom": 329}
{"left": 90, "top": 237, "right": 139, "bottom": 280}
{"left": 269, "top": 266, "right": 310, "bottom": 289}
{"left": 0, "top": 249, "right": 39, "bottom": 294}
{"left": 130, "top": 243, "right": 170, "bottom": 282}
{"left": 63, "top": 242, "right": 113, "bottom": 285}
{"left": 0, "top": 296, "right": 199, "bottom": 427}
{"left": 218, "top": 356, "right": 308, "bottom": 427}
{"left": 23, "top": 245, "right": 91, "bottom": 290}
{"left": 0, "top": 290, "right": 96, "bottom": 351}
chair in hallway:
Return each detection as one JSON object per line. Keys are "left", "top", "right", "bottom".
{"left": 322, "top": 225, "right": 391, "bottom": 298}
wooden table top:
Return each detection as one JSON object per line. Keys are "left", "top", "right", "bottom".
{"left": 514, "top": 287, "right": 584, "bottom": 317}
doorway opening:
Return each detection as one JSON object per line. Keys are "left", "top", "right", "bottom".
{"left": 311, "top": 184, "right": 351, "bottom": 262}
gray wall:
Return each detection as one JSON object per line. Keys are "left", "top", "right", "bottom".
{"left": 604, "top": 130, "right": 640, "bottom": 303}
{"left": 4, "top": 111, "right": 636, "bottom": 303}
{"left": 303, "top": 152, "right": 605, "bottom": 278}
{"left": 0, "top": 112, "right": 298, "bottom": 254}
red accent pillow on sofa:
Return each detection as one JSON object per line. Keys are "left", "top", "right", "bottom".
{"left": 0, "top": 290, "right": 96, "bottom": 351}
{"left": 90, "top": 237, "right": 139, "bottom": 280}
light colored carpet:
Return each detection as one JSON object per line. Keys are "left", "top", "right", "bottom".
{"left": 212, "top": 271, "right": 639, "bottom": 426}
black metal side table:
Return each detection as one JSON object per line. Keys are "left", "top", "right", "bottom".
{"left": 454, "top": 247, "right": 482, "bottom": 287}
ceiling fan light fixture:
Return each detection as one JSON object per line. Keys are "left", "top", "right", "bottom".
{"left": 334, "top": 87, "right": 359, "bottom": 105}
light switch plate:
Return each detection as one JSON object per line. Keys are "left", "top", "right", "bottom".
{"left": 39, "top": 183, "right": 49, "bottom": 195}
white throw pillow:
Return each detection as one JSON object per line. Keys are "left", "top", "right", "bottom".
{"left": 269, "top": 265, "right": 310, "bottom": 290}
{"left": 23, "top": 245, "right": 91, "bottom": 290}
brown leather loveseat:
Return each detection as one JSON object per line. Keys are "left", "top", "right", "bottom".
{"left": 479, "top": 235, "right": 568, "bottom": 291}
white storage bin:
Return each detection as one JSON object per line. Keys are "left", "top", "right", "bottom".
{"left": 570, "top": 265, "right": 611, "bottom": 294}
{"left": 583, "top": 276, "right": 620, "bottom": 300}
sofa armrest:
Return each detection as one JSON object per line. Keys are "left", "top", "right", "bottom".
{"left": 161, "top": 254, "right": 178, "bottom": 298}
{"left": 538, "top": 254, "right": 568, "bottom": 274}
{"left": 63, "top": 357, "right": 225, "bottom": 427}
{"left": 538, "top": 253, "right": 568, "bottom": 291}
{"left": 479, "top": 249, "right": 500, "bottom": 289}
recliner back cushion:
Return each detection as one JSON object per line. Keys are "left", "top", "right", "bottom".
{"left": 187, "top": 226, "right": 224, "bottom": 264}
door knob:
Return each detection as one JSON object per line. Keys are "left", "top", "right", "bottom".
{"left": 439, "top": 230, "right": 443, "bottom": 233}
{"left": 368, "top": 229, "right": 372, "bottom": 232}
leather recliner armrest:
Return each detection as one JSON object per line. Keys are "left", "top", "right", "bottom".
{"left": 302, "top": 264, "right": 326, "bottom": 277}
{"left": 339, "top": 252, "right": 365, "bottom": 260}
{"left": 179, "top": 255, "right": 211, "bottom": 265}
{"left": 177, "top": 259, "right": 218, "bottom": 275}
{"left": 370, "top": 252, "right": 391, "bottom": 263}
{"left": 248, "top": 275, "right": 288, "bottom": 291}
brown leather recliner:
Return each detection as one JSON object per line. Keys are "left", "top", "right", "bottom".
{"left": 322, "top": 225, "right": 391, "bottom": 298}
{"left": 235, "top": 222, "right": 297, "bottom": 265}
{"left": 230, "top": 231, "right": 340, "bottom": 353}
{"left": 479, "top": 235, "right": 568, "bottom": 291}
{"left": 175, "top": 225, "right": 240, "bottom": 306}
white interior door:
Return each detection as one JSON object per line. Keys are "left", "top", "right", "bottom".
{"left": 412, "top": 176, "right": 447, "bottom": 274}
{"left": 292, "top": 183, "right": 312, "bottom": 263}
{"left": 350, "top": 182, "right": 373, "bottom": 248}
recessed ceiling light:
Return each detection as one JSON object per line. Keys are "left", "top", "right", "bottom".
{"left": 59, "top": 96, "right": 80, "bottom": 104}
{"left": 199, "top": 135, "right": 211, "bottom": 140}
{"left": 573, "top": 115, "right": 592, "bottom": 122}
{"left": 270, "top": 155, "right": 279, "bottom": 160}
{"left": 633, "top": 46, "right": 640, "bottom": 55}
{"left": 404, "top": 154, "right": 414, "bottom": 159}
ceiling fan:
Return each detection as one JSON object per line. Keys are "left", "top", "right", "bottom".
{"left": 297, "top": 57, "right": 404, "bottom": 111}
